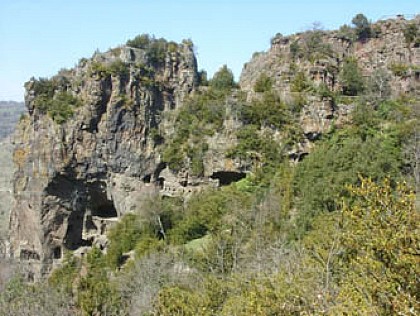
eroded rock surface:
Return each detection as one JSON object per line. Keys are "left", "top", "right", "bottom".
{"left": 240, "top": 15, "right": 420, "bottom": 157}
{"left": 9, "top": 42, "right": 201, "bottom": 278}
{"left": 9, "top": 16, "right": 420, "bottom": 279}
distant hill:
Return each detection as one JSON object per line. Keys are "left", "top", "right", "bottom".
{"left": 0, "top": 101, "right": 24, "bottom": 238}
{"left": 0, "top": 101, "right": 25, "bottom": 140}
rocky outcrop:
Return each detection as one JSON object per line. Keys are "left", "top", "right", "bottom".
{"left": 9, "top": 41, "right": 203, "bottom": 279}
{"left": 240, "top": 15, "right": 420, "bottom": 152}
{"left": 9, "top": 16, "right": 420, "bottom": 279}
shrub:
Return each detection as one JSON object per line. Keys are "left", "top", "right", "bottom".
{"left": 49, "top": 253, "right": 80, "bottom": 294}
{"left": 106, "top": 213, "right": 142, "bottom": 269}
{"left": 302, "top": 30, "right": 333, "bottom": 61}
{"left": 403, "top": 22, "right": 418, "bottom": 44}
{"left": 126, "top": 34, "right": 152, "bottom": 49}
{"left": 389, "top": 63, "right": 409, "bottom": 77}
{"left": 89, "top": 60, "right": 129, "bottom": 78}
{"left": 253, "top": 73, "right": 273, "bottom": 93}
{"left": 242, "top": 91, "right": 289, "bottom": 129}
{"left": 340, "top": 57, "right": 365, "bottom": 96}
{"left": 367, "top": 68, "right": 391, "bottom": 99}
{"left": 209, "top": 65, "right": 236, "bottom": 91}
{"left": 292, "top": 121, "right": 405, "bottom": 238}
{"left": 289, "top": 40, "right": 301, "bottom": 59}
{"left": 197, "top": 69, "right": 209, "bottom": 86}
{"left": 34, "top": 91, "right": 82, "bottom": 124}
{"left": 351, "top": 13, "right": 371, "bottom": 40}
{"left": 162, "top": 89, "right": 226, "bottom": 172}
{"left": 291, "top": 71, "right": 311, "bottom": 92}
{"left": 337, "top": 24, "right": 356, "bottom": 41}
{"left": 108, "top": 60, "right": 129, "bottom": 78}
{"left": 338, "top": 177, "right": 419, "bottom": 314}
{"left": 126, "top": 34, "right": 179, "bottom": 64}
{"left": 77, "top": 248, "right": 122, "bottom": 315}
{"left": 31, "top": 77, "right": 56, "bottom": 97}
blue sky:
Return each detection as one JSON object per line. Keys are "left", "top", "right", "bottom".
{"left": 0, "top": 0, "right": 419, "bottom": 101}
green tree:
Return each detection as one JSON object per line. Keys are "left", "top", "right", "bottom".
{"left": 106, "top": 213, "right": 142, "bottom": 269}
{"left": 254, "top": 73, "right": 273, "bottom": 93}
{"left": 403, "top": 22, "right": 418, "bottom": 44}
{"left": 209, "top": 65, "right": 236, "bottom": 91}
{"left": 351, "top": 13, "right": 371, "bottom": 40}
{"left": 78, "top": 248, "right": 122, "bottom": 315}
{"left": 340, "top": 57, "right": 365, "bottom": 96}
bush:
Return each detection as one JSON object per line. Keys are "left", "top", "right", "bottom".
{"left": 197, "top": 69, "right": 209, "bottom": 86}
{"left": 209, "top": 65, "right": 236, "bottom": 91}
{"left": 162, "top": 89, "right": 227, "bottom": 172}
{"left": 89, "top": 60, "right": 129, "bottom": 78}
{"left": 31, "top": 77, "right": 56, "bottom": 97}
{"left": 34, "top": 90, "right": 82, "bottom": 124}
{"left": 337, "top": 24, "right": 356, "bottom": 41}
{"left": 367, "top": 68, "right": 391, "bottom": 99}
{"left": 108, "top": 60, "right": 129, "bottom": 78}
{"left": 338, "top": 177, "right": 419, "bottom": 314}
{"left": 78, "top": 248, "right": 122, "bottom": 315}
{"left": 49, "top": 253, "right": 80, "bottom": 294}
{"left": 253, "top": 73, "right": 273, "bottom": 93}
{"left": 301, "top": 30, "right": 333, "bottom": 61}
{"left": 403, "top": 22, "right": 418, "bottom": 44}
{"left": 126, "top": 34, "right": 180, "bottom": 65}
{"left": 242, "top": 91, "right": 289, "bottom": 129}
{"left": 126, "top": 34, "right": 152, "bottom": 49}
{"left": 340, "top": 57, "right": 365, "bottom": 96}
{"left": 389, "top": 63, "right": 409, "bottom": 77}
{"left": 351, "top": 13, "right": 371, "bottom": 40}
{"left": 289, "top": 40, "right": 301, "bottom": 59}
{"left": 291, "top": 71, "right": 311, "bottom": 92}
{"left": 292, "top": 120, "right": 405, "bottom": 238}
{"left": 106, "top": 213, "right": 142, "bottom": 269}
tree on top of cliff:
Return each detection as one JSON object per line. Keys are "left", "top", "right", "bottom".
{"left": 126, "top": 33, "right": 179, "bottom": 64}
{"left": 209, "top": 65, "right": 236, "bottom": 91}
{"left": 352, "top": 13, "right": 372, "bottom": 41}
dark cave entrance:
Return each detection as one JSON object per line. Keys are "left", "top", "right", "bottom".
{"left": 64, "top": 180, "right": 117, "bottom": 251}
{"left": 88, "top": 182, "right": 118, "bottom": 218}
{"left": 52, "top": 246, "right": 62, "bottom": 259}
{"left": 210, "top": 171, "right": 246, "bottom": 186}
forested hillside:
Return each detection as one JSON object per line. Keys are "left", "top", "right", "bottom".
{"left": 1, "top": 14, "right": 419, "bottom": 315}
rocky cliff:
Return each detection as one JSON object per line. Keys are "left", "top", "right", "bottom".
{"left": 9, "top": 39, "right": 200, "bottom": 278}
{"left": 240, "top": 15, "right": 419, "bottom": 143}
{"left": 9, "top": 16, "right": 420, "bottom": 279}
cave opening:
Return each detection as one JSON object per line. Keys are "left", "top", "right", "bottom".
{"left": 157, "top": 177, "right": 165, "bottom": 189}
{"left": 64, "top": 180, "right": 117, "bottom": 251}
{"left": 210, "top": 171, "right": 246, "bottom": 186}
{"left": 143, "top": 174, "right": 151, "bottom": 184}
{"left": 88, "top": 182, "right": 118, "bottom": 218}
{"left": 53, "top": 246, "right": 62, "bottom": 259}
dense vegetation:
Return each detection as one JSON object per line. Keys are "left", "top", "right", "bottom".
{"left": 29, "top": 77, "right": 82, "bottom": 124}
{"left": 162, "top": 65, "right": 240, "bottom": 175}
{"left": 1, "top": 14, "right": 419, "bottom": 316}
{"left": 126, "top": 34, "right": 193, "bottom": 65}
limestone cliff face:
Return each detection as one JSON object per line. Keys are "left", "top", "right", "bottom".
{"left": 9, "top": 42, "right": 201, "bottom": 278}
{"left": 240, "top": 15, "right": 420, "bottom": 144}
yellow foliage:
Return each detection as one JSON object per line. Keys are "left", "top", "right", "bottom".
{"left": 336, "top": 177, "right": 419, "bottom": 315}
